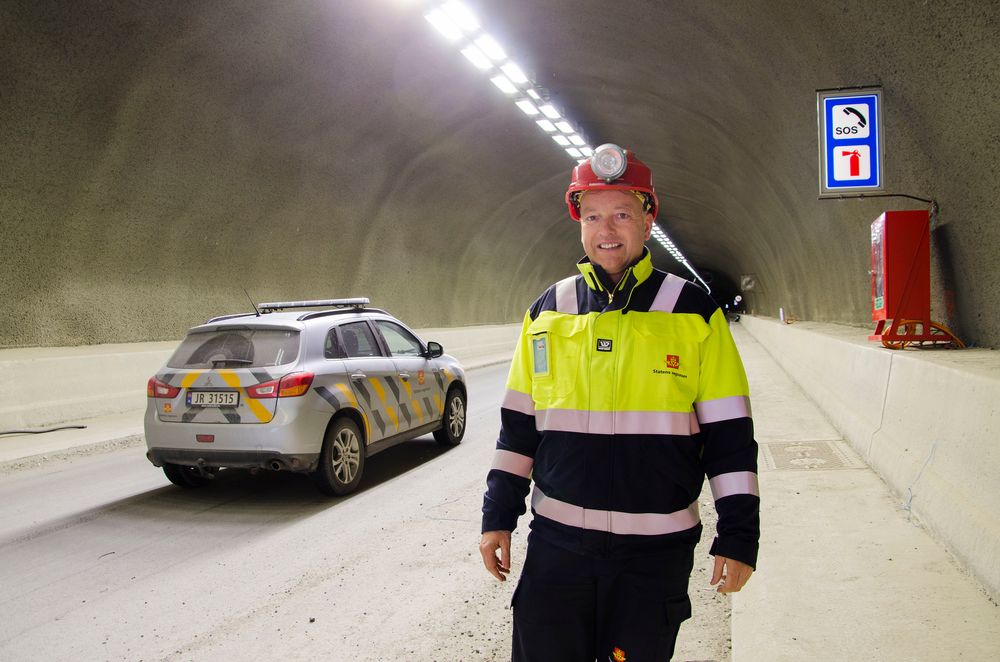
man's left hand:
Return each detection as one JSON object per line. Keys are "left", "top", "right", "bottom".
{"left": 710, "top": 555, "right": 753, "bottom": 593}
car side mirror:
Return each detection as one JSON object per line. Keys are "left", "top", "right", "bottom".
{"left": 425, "top": 341, "right": 444, "bottom": 359}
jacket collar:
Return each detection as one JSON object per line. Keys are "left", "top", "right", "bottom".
{"left": 576, "top": 246, "right": 653, "bottom": 296}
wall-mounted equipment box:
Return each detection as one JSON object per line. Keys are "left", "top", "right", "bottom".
{"left": 870, "top": 209, "right": 930, "bottom": 324}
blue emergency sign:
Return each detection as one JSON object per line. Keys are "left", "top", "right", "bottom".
{"left": 817, "top": 88, "right": 884, "bottom": 197}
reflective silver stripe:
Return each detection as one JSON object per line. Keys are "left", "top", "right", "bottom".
{"left": 491, "top": 449, "right": 534, "bottom": 478}
{"left": 649, "top": 273, "right": 686, "bottom": 313}
{"left": 532, "top": 486, "right": 700, "bottom": 536}
{"left": 554, "top": 276, "right": 579, "bottom": 314}
{"left": 709, "top": 471, "right": 760, "bottom": 500}
{"left": 695, "top": 395, "right": 752, "bottom": 423}
{"left": 502, "top": 389, "right": 535, "bottom": 416}
{"left": 535, "top": 408, "right": 696, "bottom": 436}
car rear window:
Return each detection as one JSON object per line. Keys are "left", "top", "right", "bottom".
{"left": 167, "top": 328, "right": 300, "bottom": 369}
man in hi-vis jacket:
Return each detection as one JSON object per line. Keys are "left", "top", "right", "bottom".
{"left": 479, "top": 144, "right": 759, "bottom": 661}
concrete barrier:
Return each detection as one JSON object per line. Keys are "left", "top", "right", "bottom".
{"left": 0, "top": 324, "right": 519, "bottom": 432}
{"left": 739, "top": 315, "right": 1000, "bottom": 601}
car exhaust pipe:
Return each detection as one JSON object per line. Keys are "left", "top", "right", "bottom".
{"left": 268, "top": 459, "right": 284, "bottom": 471}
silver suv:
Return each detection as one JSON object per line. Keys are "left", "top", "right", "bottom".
{"left": 144, "top": 298, "right": 467, "bottom": 495}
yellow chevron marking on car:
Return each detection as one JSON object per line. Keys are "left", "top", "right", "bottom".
{"left": 333, "top": 383, "right": 368, "bottom": 438}
{"left": 219, "top": 369, "right": 273, "bottom": 423}
{"left": 385, "top": 406, "right": 399, "bottom": 430}
{"left": 442, "top": 368, "right": 453, "bottom": 382}
{"left": 411, "top": 399, "right": 424, "bottom": 422}
{"left": 368, "top": 377, "right": 398, "bottom": 430}
{"left": 181, "top": 371, "right": 202, "bottom": 388}
{"left": 369, "top": 377, "right": 387, "bottom": 403}
{"left": 335, "top": 383, "right": 359, "bottom": 408}
{"left": 401, "top": 379, "right": 413, "bottom": 399}
{"left": 433, "top": 394, "right": 444, "bottom": 415}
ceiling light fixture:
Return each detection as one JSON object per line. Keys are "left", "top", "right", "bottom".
{"left": 422, "top": 2, "right": 713, "bottom": 292}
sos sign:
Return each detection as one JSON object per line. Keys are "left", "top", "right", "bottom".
{"left": 817, "top": 87, "right": 883, "bottom": 197}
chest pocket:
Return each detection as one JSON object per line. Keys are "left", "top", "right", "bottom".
{"left": 526, "top": 313, "right": 589, "bottom": 410}
{"left": 622, "top": 313, "right": 704, "bottom": 410}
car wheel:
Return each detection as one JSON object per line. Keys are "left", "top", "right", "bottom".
{"left": 433, "top": 386, "right": 466, "bottom": 446}
{"left": 162, "top": 462, "right": 213, "bottom": 488}
{"left": 313, "top": 418, "right": 365, "bottom": 496}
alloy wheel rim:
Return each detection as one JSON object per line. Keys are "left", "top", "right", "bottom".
{"left": 448, "top": 396, "right": 465, "bottom": 438}
{"left": 332, "top": 428, "right": 360, "bottom": 483}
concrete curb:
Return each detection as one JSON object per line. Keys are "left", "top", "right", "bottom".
{"left": 738, "top": 314, "right": 1000, "bottom": 602}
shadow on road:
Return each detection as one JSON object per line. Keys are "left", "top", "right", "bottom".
{"left": 1, "top": 436, "right": 460, "bottom": 547}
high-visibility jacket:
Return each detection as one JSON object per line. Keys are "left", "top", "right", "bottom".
{"left": 482, "top": 250, "right": 760, "bottom": 566}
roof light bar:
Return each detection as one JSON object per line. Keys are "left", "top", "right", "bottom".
{"left": 258, "top": 298, "right": 370, "bottom": 313}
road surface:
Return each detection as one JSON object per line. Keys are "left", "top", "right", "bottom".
{"left": 0, "top": 363, "right": 729, "bottom": 661}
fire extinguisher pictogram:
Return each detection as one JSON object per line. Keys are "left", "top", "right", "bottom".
{"left": 842, "top": 149, "right": 861, "bottom": 177}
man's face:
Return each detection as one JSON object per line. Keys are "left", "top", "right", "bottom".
{"left": 579, "top": 189, "right": 653, "bottom": 284}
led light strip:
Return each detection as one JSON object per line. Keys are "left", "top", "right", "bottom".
{"left": 423, "top": 1, "right": 710, "bottom": 292}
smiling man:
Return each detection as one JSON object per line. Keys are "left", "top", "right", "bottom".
{"left": 480, "top": 144, "right": 760, "bottom": 661}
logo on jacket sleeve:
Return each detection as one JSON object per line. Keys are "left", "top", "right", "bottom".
{"left": 664, "top": 354, "right": 680, "bottom": 370}
{"left": 609, "top": 647, "right": 626, "bottom": 662}
{"left": 597, "top": 338, "right": 613, "bottom": 352}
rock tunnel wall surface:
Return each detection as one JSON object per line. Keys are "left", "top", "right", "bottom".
{"left": 1, "top": 1, "right": 998, "bottom": 349}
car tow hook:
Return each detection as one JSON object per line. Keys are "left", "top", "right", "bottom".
{"left": 194, "top": 459, "right": 215, "bottom": 480}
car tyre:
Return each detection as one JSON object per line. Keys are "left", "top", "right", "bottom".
{"left": 433, "top": 386, "right": 466, "bottom": 446}
{"left": 163, "top": 462, "right": 213, "bottom": 488}
{"left": 313, "top": 418, "right": 366, "bottom": 496}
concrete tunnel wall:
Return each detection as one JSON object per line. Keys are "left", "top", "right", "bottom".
{"left": 2, "top": 0, "right": 999, "bottom": 350}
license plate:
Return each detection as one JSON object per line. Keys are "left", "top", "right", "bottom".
{"left": 187, "top": 390, "right": 240, "bottom": 407}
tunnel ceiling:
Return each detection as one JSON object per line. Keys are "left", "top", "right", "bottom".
{"left": 1, "top": 1, "right": 998, "bottom": 348}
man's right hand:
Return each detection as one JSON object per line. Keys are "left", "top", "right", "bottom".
{"left": 479, "top": 530, "right": 512, "bottom": 581}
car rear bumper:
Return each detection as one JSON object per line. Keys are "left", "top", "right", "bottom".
{"left": 143, "top": 401, "right": 329, "bottom": 472}
{"left": 146, "top": 447, "right": 320, "bottom": 472}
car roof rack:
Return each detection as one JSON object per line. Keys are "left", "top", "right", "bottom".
{"left": 258, "top": 297, "right": 370, "bottom": 314}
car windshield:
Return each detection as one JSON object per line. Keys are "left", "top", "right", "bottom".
{"left": 167, "top": 328, "right": 300, "bottom": 369}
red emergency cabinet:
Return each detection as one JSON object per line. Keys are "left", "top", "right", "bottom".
{"left": 869, "top": 209, "right": 962, "bottom": 348}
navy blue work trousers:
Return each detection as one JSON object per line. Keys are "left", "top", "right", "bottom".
{"left": 511, "top": 533, "right": 694, "bottom": 662}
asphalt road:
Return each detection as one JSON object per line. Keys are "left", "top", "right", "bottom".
{"left": 0, "top": 362, "right": 729, "bottom": 661}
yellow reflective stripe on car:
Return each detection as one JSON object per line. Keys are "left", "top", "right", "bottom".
{"left": 433, "top": 393, "right": 444, "bottom": 415}
{"left": 400, "top": 378, "right": 413, "bottom": 400}
{"left": 219, "top": 369, "right": 273, "bottom": 423}
{"left": 181, "top": 371, "right": 202, "bottom": 389}
{"left": 335, "top": 382, "right": 359, "bottom": 408}
{"left": 336, "top": 383, "right": 370, "bottom": 439}
{"left": 368, "top": 377, "right": 399, "bottom": 430}
{"left": 411, "top": 398, "right": 424, "bottom": 422}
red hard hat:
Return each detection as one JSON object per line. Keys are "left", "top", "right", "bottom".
{"left": 566, "top": 144, "right": 659, "bottom": 221}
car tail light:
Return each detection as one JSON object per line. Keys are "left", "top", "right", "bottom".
{"left": 246, "top": 380, "right": 279, "bottom": 399}
{"left": 278, "top": 372, "right": 314, "bottom": 397}
{"left": 147, "top": 376, "right": 180, "bottom": 399}
{"left": 246, "top": 372, "right": 314, "bottom": 399}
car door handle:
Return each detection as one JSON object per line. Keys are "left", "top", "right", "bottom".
{"left": 398, "top": 372, "right": 410, "bottom": 381}
{"left": 350, "top": 372, "right": 367, "bottom": 382}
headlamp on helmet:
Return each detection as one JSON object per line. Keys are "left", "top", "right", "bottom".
{"left": 565, "top": 143, "right": 659, "bottom": 221}
{"left": 590, "top": 143, "right": 628, "bottom": 182}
